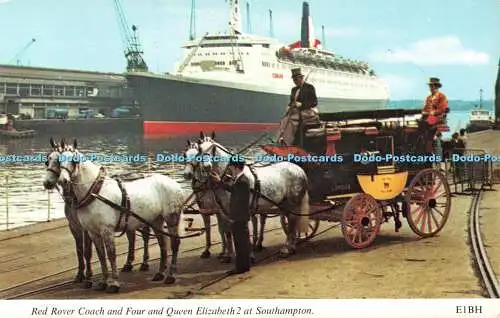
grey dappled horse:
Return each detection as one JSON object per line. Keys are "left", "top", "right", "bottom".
{"left": 48, "top": 138, "right": 184, "bottom": 292}
{"left": 188, "top": 132, "right": 311, "bottom": 257}
{"left": 43, "top": 139, "right": 152, "bottom": 288}
{"left": 183, "top": 137, "right": 235, "bottom": 263}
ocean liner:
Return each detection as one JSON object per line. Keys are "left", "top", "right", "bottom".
{"left": 126, "top": 1, "right": 390, "bottom": 136}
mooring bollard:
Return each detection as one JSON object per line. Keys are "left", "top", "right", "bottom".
{"left": 5, "top": 174, "right": 9, "bottom": 231}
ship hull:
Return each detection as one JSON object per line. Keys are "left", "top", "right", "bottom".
{"left": 127, "top": 73, "right": 388, "bottom": 137}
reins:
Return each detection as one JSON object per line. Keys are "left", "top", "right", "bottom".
{"left": 46, "top": 148, "right": 209, "bottom": 240}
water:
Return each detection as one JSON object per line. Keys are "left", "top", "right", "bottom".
{"left": 0, "top": 131, "right": 267, "bottom": 230}
{"left": 0, "top": 109, "right": 476, "bottom": 230}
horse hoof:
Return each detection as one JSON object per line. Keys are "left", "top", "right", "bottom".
{"left": 121, "top": 264, "right": 133, "bottom": 272}
{"left": 139, "top": 263, "right": 150, "bottom": 271}
{"left": 255, "top": 244, "right": 265, "bottom": 252}
{"left": 95, "top": 282, "right": 107, "bottom": 291}
{"left": 220, "top": 256, "right": 232, "bottom": 264}
{"left": 152, "top": 272, "right": 165, "bottom": 282}
{"left": 83, "top": 280, "right": 93, "bottom": 289}
{"left": 164, "top": 275, "right": 176, "bottom": 285}
{"left": 200, "top": 250, "right": 211, "bottom": 259}
{"left": 279, "top": 248, "right": 295, "bottom": 258}
{"left": 73, "top": 274, "right": 84, "bottom": 283}
{"left": 106, "top": 285, "right": 120, "bottom": 293}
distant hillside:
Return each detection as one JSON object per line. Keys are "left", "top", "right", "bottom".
{"left": 388, "top": 100, "right": 494, "bottom": 111}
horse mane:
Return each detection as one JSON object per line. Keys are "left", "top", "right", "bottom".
{"left": 198, "top": 136, "right": 231, "bottom": 157}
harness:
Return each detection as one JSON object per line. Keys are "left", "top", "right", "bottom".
{"left": 196, "top": 140, "right": 262, "bottom": 219}
{"left": 248, "top": 165, "right": 261, "bottom": 215}
{"left": 58, "top": 161, "right": 134, "bottom": 238}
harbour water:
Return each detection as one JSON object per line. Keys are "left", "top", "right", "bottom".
{"left": 0, "top": 110, "right": 478, "bottom": 230}
{"left": 0, "top": 131, "right": 267, "bottom": 230}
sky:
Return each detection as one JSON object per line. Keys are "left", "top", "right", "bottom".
{"left": 0, "top": 0, "right": 498, "bottom": 100}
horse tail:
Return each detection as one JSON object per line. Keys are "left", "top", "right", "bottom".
{"left": 297, "top": 191, "right": 310, "bottom": 233}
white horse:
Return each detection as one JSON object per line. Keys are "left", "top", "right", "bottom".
{"left": 189, "top": 132, "right": 310, "bottom": 257}
{"left": 183, "top": 138, "right": 234, "bottom": 263}
{"left": 42, "top": 139, "right": 152, "bottom": 288}
{"left": 51, "top": 138, "right": 184, "bottom": 292}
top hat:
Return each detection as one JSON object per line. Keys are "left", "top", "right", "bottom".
{"left": 291, "top": 68, "right": 304, "bottom": 79}
{"left": 427, "top": 77, "right": 442, "bottom": 88}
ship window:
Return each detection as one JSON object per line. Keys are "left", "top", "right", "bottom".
{"left": 263, "top": 44, "right": 269, "bottom": 48}
{"left": 200, "top": 43, "right": 253, "bottom": 48}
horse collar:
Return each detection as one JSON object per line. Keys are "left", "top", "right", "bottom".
{"left": 73, "top": 166, "right": 106, "bottom": 209}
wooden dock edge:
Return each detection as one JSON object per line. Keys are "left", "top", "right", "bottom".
{"left": 0, "top": 218, "right": 67, "bottom": 242}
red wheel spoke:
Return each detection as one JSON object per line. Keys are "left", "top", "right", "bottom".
{"left": 341, "top": 194, "right": 381, "bottom": 249}
{"left": 429, "top": 209, "right": 440, "bottom": 230}
{"left": 432, "top": 179, "right": 443, "bottom": 194}
{"left": 419, "top": 209, "right": 427, "bottom": 233}
{"left": 413, "top": 205, "right": 425, "bottom": 224}
{"left": 405, "top": 169, "right": 451, "bottom": 238}
{"left": 432, "top": 207, "right": 444, "bottom": 217}
{"left": 427, "top": 209, "right": 433, "bottom": 233}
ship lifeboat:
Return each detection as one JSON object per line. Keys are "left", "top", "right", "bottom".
{"left": 277, "top": 46, "right": 293, "bottom": 59}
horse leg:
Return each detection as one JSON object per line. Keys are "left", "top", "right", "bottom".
{"left": 82, "top": 230, "right": 93, "bottom": 289}
{"left": 200, "top": 214, "right": 211, "bottom": 258}
{"left": 215, "top": 214, "right": 227, "bottom": 260}
{"left": 121, "top": 230, "right": 135, "bottom": 272}
{"left": 280, "top": 193, "right": 310, "bottom": 257}
{"left": 164, "top": 213, "right": 181, "bottom": 284}
{"left": 139, "top": 225, "right": 150, "bottom": 271}
{"left": 257, "top": 214, "right": 267, "bottom": 251}
{"left": 223, "top": 230, "right": 234, "bottom": 264}
{"left": 251, "top": 214, "right": 258, "bottom": 251}
{"left": 249, "top": 216, "right": 257, "bottom": 263}
{"left": 102, "top": 229, "right": 121, "bottom": 293}
{"left": 152, "top": 218, "right": 168, "bottom": 282}
{"left": 67, "top": 216, "right": 85, "bottom": 283}
{"left": 87, "top": 232, "right": 109, "bottom": 291}
{"left": 280, "top": 212, "right": 298, "bottom": 257}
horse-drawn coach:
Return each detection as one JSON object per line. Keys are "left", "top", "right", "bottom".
{"left": 260, "top": 108, "right": 452, "bottom": 248}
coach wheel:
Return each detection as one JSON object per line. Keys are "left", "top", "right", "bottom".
{"left": 404, "top": 168, "right": 451, "bottom": 238}
{"left": 280, "top": 215, "right": 319, "bottom": 242}
{"left": 341, "top": 193, "right": 382, "bottom": 249}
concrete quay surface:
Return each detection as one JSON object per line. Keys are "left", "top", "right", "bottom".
{"left": 0, "top": 130, "right": 499, "bottom": 299}
{"left": 0, "top": 197, "right": 482, "bottom": 299}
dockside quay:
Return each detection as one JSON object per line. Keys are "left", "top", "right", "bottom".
{"left": 0, "top": 64, "right": 137, "bottom": 119}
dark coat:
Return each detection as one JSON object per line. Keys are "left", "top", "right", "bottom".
{"left": 219, "top": 173, "right": 250, "bottom": 222}
{"left": 289, "top": 82, "right": 318, "bottom": 109}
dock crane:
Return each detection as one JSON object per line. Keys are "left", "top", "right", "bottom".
{"left": 112, "top": 0, "right": 148, "bottom": 72}
{"left": 9, "top": 38, "right": 36, "bottom": 66}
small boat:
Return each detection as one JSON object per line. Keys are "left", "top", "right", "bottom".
{"left": 466, "top": 89, "right": 494, "bottom": 132}
{"left": 0, "top": 114, "right": 36, "bottom": 138}
{"left": 0, "top": 129, "right": 36, "bottom": 139}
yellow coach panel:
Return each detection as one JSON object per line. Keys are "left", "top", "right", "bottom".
{"left": 356, "top": 171, "right": 408, "bottom": 200}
